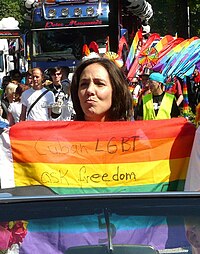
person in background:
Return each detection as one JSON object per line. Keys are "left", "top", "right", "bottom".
{"left": 1, "top": 82, "right": 18, "bottom": 120}
{"left": 48, "top": 67, "right": 64, "bottom": 99}
{"left": 0, "top": 103, "right": 9, "bottom": 132}
{"left": 192, "top": 68, "right": 200, "bottom": 106}
{"left": 47, "top": 66, "right": 74, "bottom": 120}
{"left": 71, "top": 57, "right": 133, "bottom": 121}
{"left": 7, "top": 85, "right": 23, "bottom": 126}
{"left": 134, "top": 67, "right": 151, "bottom": 120}
{"left": 21, "top": 71, "right": 33, "bottom": 91}
{"left": 167, "top": 76, "right": 184, "bottom": 107}
{"left": 61, "top": 66, "right": 71, "bottom": 98}
{"left": 1, "top": 76, "right": 11, "bottom": 91}
{"left": 10, "top": 70, "right": 22, "bottom": 86}
{"left": 131, "top": 76, "right": 141, "bottom": 105}
{"left": 138, "top": 67, "right": 151, "bottom": 94}
{"left": 0, "top": 76, "right": 11, "bottom": 107}
{"left": 20, "top": 67, "right": 54, "bottom": 121}
{"left": 136, "top": 72, "right": 180, "bottom": 120}
{"left": 128, "top": 76, "right": 141, "bottom": 120}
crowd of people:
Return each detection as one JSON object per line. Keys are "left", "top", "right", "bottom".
{"left": 0, "top": 65, "right": 74, "bottom": 127}
{"left": 0, "top": 53, "right": 200, "bottom": 254}
{"left": 1, "top": 54, "right": 198, "bottom": 126}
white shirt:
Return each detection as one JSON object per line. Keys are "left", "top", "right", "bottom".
{"left": 8, "top": 101, "right": 22, "bottom": 123}
{"left": 21, "top": 87, "right": 55, "bottom": 121}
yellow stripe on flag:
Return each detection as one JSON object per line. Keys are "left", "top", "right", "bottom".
{"left": 14, "top": 158, "right": 189, "bottom": 188}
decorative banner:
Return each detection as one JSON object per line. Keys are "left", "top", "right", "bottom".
{"left": 153, "top": 37, "right": 200, "bottom": 78}
{"left": 138, "top": 47, "right": 159, "bottom": 68}
{"left": 127, "top": 33, "right": 161, "bottom": 80}
{"left": 1, "top": 118, "right": 195, "bottom": 194}
{"left": 154, "top": 34, "right": 175, "bottom": 53}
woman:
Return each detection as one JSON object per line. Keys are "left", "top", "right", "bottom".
{"left": 1, "top": 82, "right": 18, "bottom": 120}
{"left": 71, "top": 58, "right": 133, "bottom": 121}
{"left": 7, "top": 85, "right": 23, "bottom": 126}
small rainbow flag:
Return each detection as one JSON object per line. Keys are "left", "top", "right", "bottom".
{"left": 1, "top": 118, "right": 195, "bottom": 194}
{"left": 182, "top": 76, "right": 189, "bottom": 118}
{"left": 126, "top": 29, "right": 142, "bottom": 71}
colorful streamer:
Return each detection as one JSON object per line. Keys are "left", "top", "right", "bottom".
{"left": 153, "top": 37, "right": 199, "bottom": 78}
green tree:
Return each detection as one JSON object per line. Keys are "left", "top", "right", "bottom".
{"left": 0, "top": 0, "right": 25, "bottom": 28}
{"left": 148, "top": 0, "right": 200, "bottom": 38}
{"left": 189, "top": 0, "right": 200, "bottom": 37}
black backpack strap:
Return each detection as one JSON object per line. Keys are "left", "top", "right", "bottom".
{"left": 27, "top": 89, "right": 49, "bottom": 117}
{"left": 1, "top": 101, "right": 8, "bottom": 115}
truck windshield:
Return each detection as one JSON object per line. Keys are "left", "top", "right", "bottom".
{"left": 0, "top": 193, "right": 198, "bottom": 254}
{"left": 32, "top": 28, "right": 107, "bottom": 60}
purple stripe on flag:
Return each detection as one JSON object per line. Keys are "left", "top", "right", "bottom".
{"left": 19, "top": 225, "right": 189, "bottom": 254}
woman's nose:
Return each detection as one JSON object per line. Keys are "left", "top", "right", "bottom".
{"left": 86, "top": 82, "right": 95, "bottom": 95}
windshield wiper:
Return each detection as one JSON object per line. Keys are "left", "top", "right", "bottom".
{"left": 104, "top": 208, "right": 113, "bottom": 253}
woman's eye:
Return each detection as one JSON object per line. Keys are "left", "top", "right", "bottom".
{"left": 96, "top": 81, "right": 105, "bottom": 86}
{"left": 79, "top": 82, "right": 88, "bottom": 88}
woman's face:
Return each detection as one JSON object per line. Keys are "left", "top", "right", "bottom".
{"left": 78, "top": 63, "right": 112, "bottom": 121}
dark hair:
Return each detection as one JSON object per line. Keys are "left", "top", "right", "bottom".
{"left": 71, "top": 58, "right": 133, "bottom": 121}
{"left": 25, "top": 70, "right": 32, "bottom": 78}
{"left": 61, "top": 66, "right": 70, "bottom": 77}
{"left": 49, "top": 67, "right": 62, "bottom": 77}
{"left": 14, "top": 85, "right": 23, "bottom": 102}
{"left": 2, "top": 76, "right": 11, "bottom": 90}
{"left": 10, "top": 69, "right": 22, "bottom": 79}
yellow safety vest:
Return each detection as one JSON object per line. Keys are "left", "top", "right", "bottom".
{"left": 143, "top": 93, "right": 175, "bottom": 120}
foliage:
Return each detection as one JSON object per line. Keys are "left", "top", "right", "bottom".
{"left": 148, "top": 0, "right": 200, "bottom": 37}
{"left": 0, "top": 0, "right": 25, "bottom": 26}
{"left": 189, "top": 2, "right": 200, "bottom": 37}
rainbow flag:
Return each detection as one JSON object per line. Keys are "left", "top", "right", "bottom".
{"left": 19, "top": 215, "right": 189, "bottom": 254}
{"left": 126, "top": 30, "right": 142, "bottom": 71}
{"left": 182, "top": 76, "right": 189, "bottom": 118}
{"left": 0, "top": 118, "right": 195, "bottom": 194}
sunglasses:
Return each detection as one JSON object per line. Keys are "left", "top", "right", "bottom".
{"left": 53, "top": 73, "right": 62, "bottom": 76}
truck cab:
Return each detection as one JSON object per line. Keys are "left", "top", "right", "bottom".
{"left": 0, "top": 30, "right": 26, "bottom": 87}
{"left": 26, "top": 0, "right": 111, "bottom": 71}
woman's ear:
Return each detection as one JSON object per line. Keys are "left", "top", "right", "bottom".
{"left": 186, "top": 229, "right": 200, "bottom": 248}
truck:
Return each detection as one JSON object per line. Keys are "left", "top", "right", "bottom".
{"left": 0, "top": 30, "right": 24, "bottom": 86}
{"left": 23, "top": 0, "right": 153, "bottom": 71}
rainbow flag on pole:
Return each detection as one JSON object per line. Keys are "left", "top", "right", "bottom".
{"left": 0, "top": 118, "right": 195, "bottom": 194}
{"left": 126, "top": 30, "right": 142, "bottom": 71}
